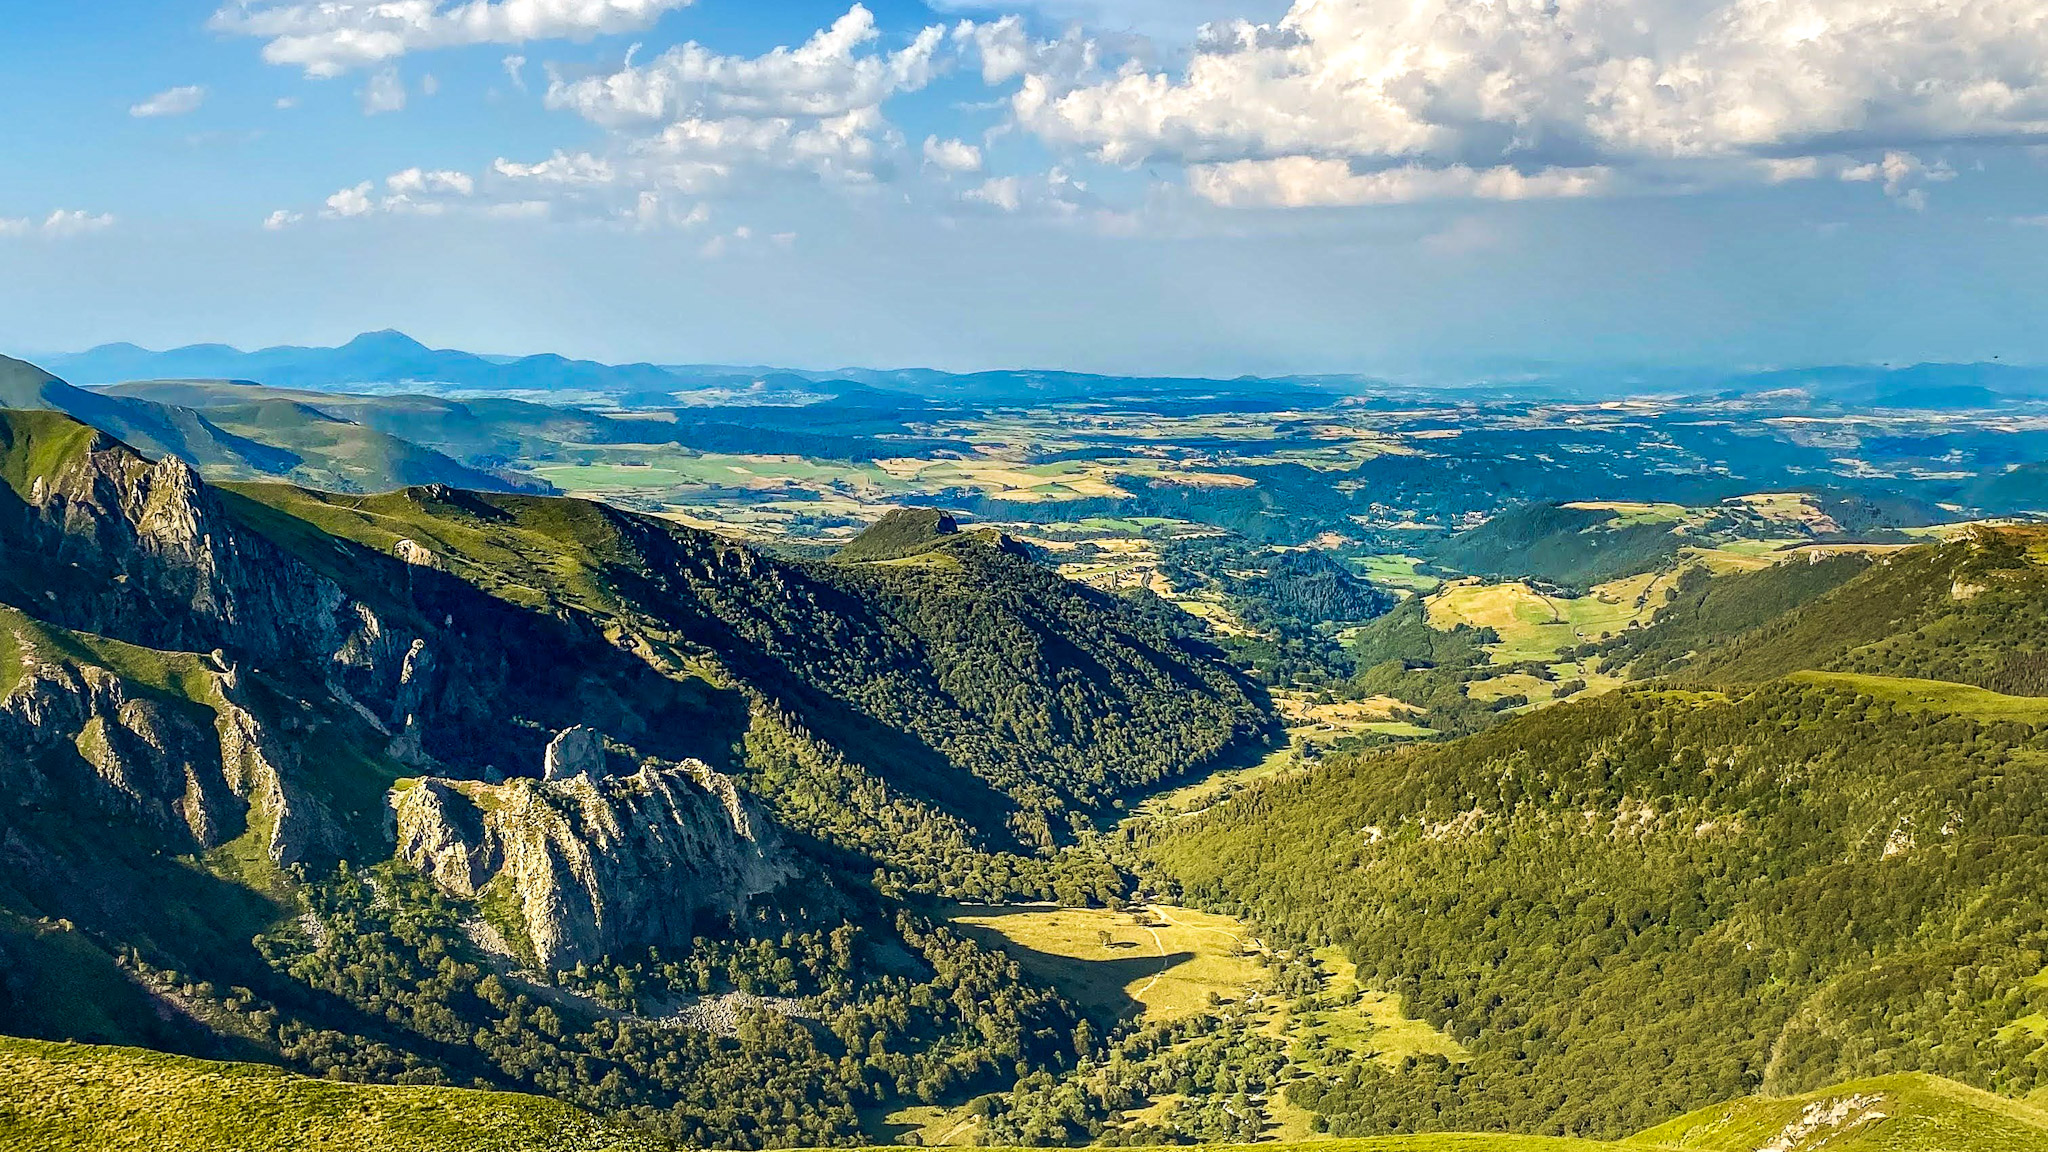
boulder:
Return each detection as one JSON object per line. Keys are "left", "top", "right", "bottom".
{"left": 542, "top": 726, "right": 607, "bottom": 780}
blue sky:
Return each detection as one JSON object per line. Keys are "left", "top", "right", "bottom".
{"left": 2, "top": 0, "right": 2046, "bottom": 377}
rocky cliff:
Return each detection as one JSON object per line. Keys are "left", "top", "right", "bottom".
{"left": 391, "top": 746, "right": 792, "bottom": 968}
{"left": 0, "top": 611, "right": 347, "bottom": 865}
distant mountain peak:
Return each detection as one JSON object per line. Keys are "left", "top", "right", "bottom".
{"left": 341, "top": 329, "right": 433, "bottom": 354}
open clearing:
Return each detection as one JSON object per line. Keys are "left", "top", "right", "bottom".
{"left": 1425, "top": 580, "right": 1650, "bottom": 663}
{"left": 946, "top": 904, "right": 1263, "bottom": 1022}
{"left": 930, "top": 905, "right": 1472, "bottom": 1147}
{"left": 1280, "top": 949, "right": 1467, "bottom": 1074}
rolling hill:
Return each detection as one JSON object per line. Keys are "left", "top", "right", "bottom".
{"left": 0, "top": 356, "right": 535, "bottom": 494}
{"left": 1635, "top": 1073, "right": 2048, "bottom": 1152}
{"left": 0, "top": 1036, "right": 661, "bottom": 1152}
{"left": 0, "top": 354, "right": 300, "bottom": 477}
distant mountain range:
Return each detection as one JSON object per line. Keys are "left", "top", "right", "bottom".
{"left": 44, "top": 330, "right": 687, "bottom": 400}
{"left": 31, "top": 331, "right": 2048, "bottom": 410}
{"left": 38, "top": 330, "right": 1348, "bottom": 407}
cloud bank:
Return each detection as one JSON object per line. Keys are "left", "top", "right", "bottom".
{"left": 985, "top": 0, "right": 2048, "bottom": 207}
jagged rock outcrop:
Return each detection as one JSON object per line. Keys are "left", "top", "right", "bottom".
{"left": 16, "top": 444, "right": 339, "bottom": 658}
{"left": 3, "top": 431, "right": 443, "bottom": 738}
{"left": 390, "top": 759, "right": 792, "bottom": 968}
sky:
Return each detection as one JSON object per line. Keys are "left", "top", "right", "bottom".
{"left": 2, "top": 0, "right": 2047, "bottom": 377}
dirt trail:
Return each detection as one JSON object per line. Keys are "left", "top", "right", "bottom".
{"left": 1134, "top": 922, "right": 1170, "bottom": 998}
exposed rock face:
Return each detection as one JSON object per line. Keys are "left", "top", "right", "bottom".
{"left": 542, "top": 726, "right": 608, "bottom": 781}
{"left": 18, "top": 445, "right": 346, "bottom": 661}
{"left": 3, "top": 435, "right": 452, "bottom": 732}
{"left": 0, "top": 424, "right": 432, "bottom": 864}
{"left": 0, "top": 650, "right": 342, "bottom": 864}
{"left": 391, "top": 759, "right": 792, "bottom": 968}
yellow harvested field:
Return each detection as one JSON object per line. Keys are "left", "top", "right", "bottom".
{"left": 1727, "top": 491, "right": 1843, "bottom": 532}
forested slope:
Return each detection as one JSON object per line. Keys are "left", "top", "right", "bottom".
{"left": 1129, "top": 530, "right": 2048, "bottom": 1141}
{"left": 1143, "top": 679, "right": 2048, "bottom": 1137}
{"left": 1591, "top": 529, "right": 2048, "bottom": 693}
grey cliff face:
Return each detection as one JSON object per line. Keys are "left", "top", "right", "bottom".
{"left": 8, "top": 436, "right": 443, "bottom": 734}
{"left": 391, "top": 754, "right": 792, "bottom": 969}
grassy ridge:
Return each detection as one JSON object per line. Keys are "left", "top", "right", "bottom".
{"left": 1787, "top": 670, "right": 2048, "bottom": 722}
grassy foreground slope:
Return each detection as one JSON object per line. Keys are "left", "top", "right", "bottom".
{"left": 0, "top": 1038, "right": 664, "bottom": 1152}
{"left": 7, "top": 1036, "right": 2047, "bottom": 1152}
{"left": 1633, "top": 1073, "right": 2048, "bottom": 1152}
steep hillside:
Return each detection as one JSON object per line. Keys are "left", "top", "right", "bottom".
{"left": 0, "top": 355, "right": 299, "bottom": 476}
{"left": 0, "top": 409, "right": 1269, "bottom": 1147}
{"left": 1581, "top": 552, "right": 1876, "bottom": 678}
{"left": 1141, "top": 676, "right": 2048, "bottom": 1139}
{"left": 834, "top": 507, "right": 961, "bottom": 561}
{"left": 1673, "top": 529, "right": 2048, "bottom": 690}
{"left": 1429, "top": 503, "right": 1684, "bottom": 587}
{"left": 197, "top": 397, "right": 544, "bottom": 493}
{"left": 220, "top": 480, "right": 1267, "bottom": 856}
{"left": 100, "top": 377, "right": 958, "bottom": 466}
{"left": 2, "top": 358, "right": 533, "bottom": 493}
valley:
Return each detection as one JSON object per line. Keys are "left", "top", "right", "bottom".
{"left": 19, "top": 0, "right": 2048, "bottom": 1141}
{"left": 5, "top": 341, "right": 2048, "bottom": 1151}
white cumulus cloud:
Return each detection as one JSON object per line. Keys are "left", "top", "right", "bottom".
{"left": 923, "top": 135, "right": 984, "bottom": 174}
{"left": 213, "top": 0, "right": 697, "bottom": 77}
{"left": 490, "top": 5, "right": 951, "bottom": 207}
{"left": 361, "top": 66, "right": 408, "bottom": 114}
{"left": 543, "top": 5, "right": 940, "bottom": 128}
{"left": 282, "top": 6, "right": 965, "bottom": 226}
{"left": 130, "top": 85, "right": 207, "bottom": 118}
{"left": 387, "top": 167, "right": 476, "bottom": 196}
{"left": 965, "top": 175, "right": 1022, "bottom": 212}
{"left": 324, "top": 182, "right": 376, "bottom": 218}
{"left": 1187, "top": 158, "right": 1614, "bottom": 208}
